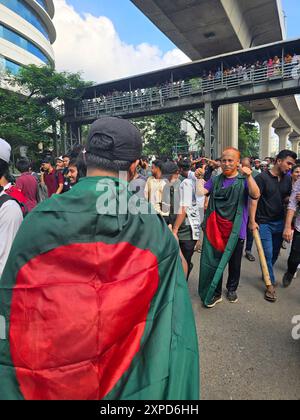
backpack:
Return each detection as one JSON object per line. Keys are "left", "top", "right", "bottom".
{"left": 0, "top": 187, "right": 29, "bottom": 217}
{"left": 37, "top": 183, "right": 48, "bottom": 203}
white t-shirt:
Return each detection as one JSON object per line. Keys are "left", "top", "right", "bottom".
{"left": 0, "top": 191, "right": 23, "bottom": 277}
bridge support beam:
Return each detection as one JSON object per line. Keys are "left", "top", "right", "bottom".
{"left": 66, "top": 123, "right": 82, "bottom": 149}
{"left": 290, "top": 137, "right": 300, "bottom": 156}
{"left": 275, "top": 127, "right": 293, "bottom": 152}
{"left": 253, "top": 110, "right": 280, "bottom": 159}
{"left": 205, "top": 103, "right": 219, "bottom": 159}
{"left": 218, "top": 104, "right": 239, "bottom": 153}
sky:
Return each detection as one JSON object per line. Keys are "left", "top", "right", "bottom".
{"left": 52, "top": 0, "right": 300, "bottom": 84}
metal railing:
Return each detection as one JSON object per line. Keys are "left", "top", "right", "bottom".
{"left": 67, "top": 62, "right": 300, "bottom": 120}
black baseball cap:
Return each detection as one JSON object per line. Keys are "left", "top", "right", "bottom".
{"left": 87, "top": 117, "right": 143, "bottom": 162}
{"left": 163, "top": 161, "right": 179, "bottom": 176}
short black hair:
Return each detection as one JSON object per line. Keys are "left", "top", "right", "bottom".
{"left": 69, "top": 156, "right": 87, "bottom": 181}
{"left": 86, "top": 134, "right": 134, "bottom": 172}
{"left": 0, "top": 158, "right": 9, "bottom": 178}
{"left": 16, "top": 158, "right": 30, "bottom": 173}
{"left": 152, "top": 160, "right": 164, "bottom": 171}
{"left": 62, "top": 154, "right": 70, "bottom": 159}
{"left": 140, "top": 156, "right": 149, "bottom": 163}
{"left": 277, "top": 150, "right": 297, "bottom": 161}
{"left": 178, "top": 159, "right": 191, "bottom": 171}
{"left": 292, "top": 164, "right": 300, "bottom": 173}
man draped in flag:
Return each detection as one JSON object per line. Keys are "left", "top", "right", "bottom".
{"left": 0, "top": 117, "right": 199, "bottom": 400}
{"left": 197, "top": 148, "right": 260, "bottom": 308}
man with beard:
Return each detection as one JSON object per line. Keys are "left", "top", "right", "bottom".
{"left": 197, "top": 148, "right": 260, "bottom": 308}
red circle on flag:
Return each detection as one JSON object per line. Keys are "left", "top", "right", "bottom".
{"left": 9, "top": 242, "right": 160, "bottom": 400}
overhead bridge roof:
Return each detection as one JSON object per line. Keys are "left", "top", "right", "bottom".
{"left": 81, "top": 37, "right": 300, "bottom": 100}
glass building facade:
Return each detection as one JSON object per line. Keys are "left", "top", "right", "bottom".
{"left": 36, "top": 0, "right": 48, "bottom": 14}
{"left": 0, "top": 56, "right": 21, "bottom": 74}
{"left": 0, "top": 0, "right": 55, "bottom": 75}
{"left": 0, "top": 0, "right": 50, "bottom": 40}
{"left": 0, "top": 24, "right": 50, "bottom": 64}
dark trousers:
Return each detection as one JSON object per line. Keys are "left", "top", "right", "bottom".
{"left": 179, "top": 240, "right": 197, "bottom": 280}
{"left": 215, "top": 239, "right": 245, "bottom": 296}
{"left": 246, "top": 228, "right": 254, "bottom": 252}
{"left": 288, "top": 230, "right": 300, "bottom": 276}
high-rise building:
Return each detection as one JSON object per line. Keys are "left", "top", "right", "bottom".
{"left": 0, "top": 0, "right": 56, "bottom": 74}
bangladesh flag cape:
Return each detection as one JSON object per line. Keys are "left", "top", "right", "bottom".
{"left": 198, "top": 175, "right": 245, "bottom": 306}
{"left": 0, "top": 177, "right": 199, "bottom": 400}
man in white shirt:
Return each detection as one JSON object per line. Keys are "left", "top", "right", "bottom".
{"left": 0, "top": 139, "right": 23, "bottom": 277}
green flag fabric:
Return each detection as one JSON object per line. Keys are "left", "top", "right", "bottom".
{"left": 0, "top": 177, "right": 199, "bottom": 400}
{"left": 198, "top": 175, "right": 246, "bottom": 306}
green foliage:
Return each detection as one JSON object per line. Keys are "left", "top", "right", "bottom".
{"left": 0, "top": 65, "right": 92, "bottom": 159}
{"left": 182, "top": 110, "right": 205, "bottom": 152}
{"left": 239, "top": 105, "right": 260, "bottom": 157}
{"left": 134, "top": 112, "right": 189, "bottom": 158}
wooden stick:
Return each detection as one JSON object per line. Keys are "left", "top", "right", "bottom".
{"left": 253, "top": 229, "right": 272, "bottom": 287}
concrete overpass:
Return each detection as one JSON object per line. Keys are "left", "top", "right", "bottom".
{"left": 131, "top": 0, "right": 300, "bottom": 156}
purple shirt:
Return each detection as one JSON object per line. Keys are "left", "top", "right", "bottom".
{"left": 205, "top": 177, "right": 249, "bottom": 240}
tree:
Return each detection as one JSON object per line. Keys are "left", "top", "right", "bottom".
{"left": 0, "top": 65, "right": 92, "bottom": 160}
{"left": 134, "top": 112, "right": 189, "bottom": 158}
{"left": 239, "top": 105, "right": 260, "bottom": 157}
{"left": 182, "top": 110, "right": 205, "bottom": 153}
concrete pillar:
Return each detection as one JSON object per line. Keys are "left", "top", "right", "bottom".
{"left": 218, "top": 104, "right": 239, "bottom": 153}
{"left": 290, "top": 137, "right": 300, "bottom": 156}
{"left": 253, "top": 110, "right": 279, "bottom": 159}
{"left": 275, "top": 127, "right": 293, "bottom": 152}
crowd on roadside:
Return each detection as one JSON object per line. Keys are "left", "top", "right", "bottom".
{"left": 1, "top": 115, "right": 300, "bottom": 399}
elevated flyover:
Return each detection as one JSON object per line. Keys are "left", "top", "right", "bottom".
{"left": 131, "top": 0, "right": 300, "bottom": 156}
{"left": 64, "top": 38, "right": 300, "bottom": 157}
{"left": 131, "top": 0, "right": 285, "bottom": 59}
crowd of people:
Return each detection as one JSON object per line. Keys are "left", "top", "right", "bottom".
{"left": 78, "top": 52, "right": 300, "bottom": 116}
{"left": 0, "top": 117, "right": 300, "bottom": 399}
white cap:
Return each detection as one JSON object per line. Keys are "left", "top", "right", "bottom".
{"left": 0, "top": 138, "right": 11, "bottom": 163}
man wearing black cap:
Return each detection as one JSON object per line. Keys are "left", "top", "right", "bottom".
{"left": 0, "top": 117, "right": 199, "bottom": 401}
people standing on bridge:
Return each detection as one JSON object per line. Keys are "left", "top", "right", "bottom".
{"left": 197, "top": 148, "right": 260, "bottom": 308}
{"left": 249, "top": 150, "right": 297, "bottom": 301}
{"left": 0, "top": 117, "right": 199, "bottom": 400}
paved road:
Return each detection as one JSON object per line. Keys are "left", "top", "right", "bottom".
{"left": 188, "top": 247, "right": 300, "bottom": 400}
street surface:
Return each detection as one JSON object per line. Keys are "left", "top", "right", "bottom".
{"left": 189, "top": 247, "right": 300, "bottom": 400}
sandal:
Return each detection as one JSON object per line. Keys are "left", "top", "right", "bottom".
{"left": 264, "top": 286, "right": 277, "bottom": 303}
{"left": 245, "top": 252, "right": 256, "bottom": 262}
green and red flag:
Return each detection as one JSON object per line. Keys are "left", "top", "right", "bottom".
{"left": 0, "top": 177, "right": 199, "bottom": 400}
{"left": 198, "top": 175, "right": 245, "bottom": 306}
